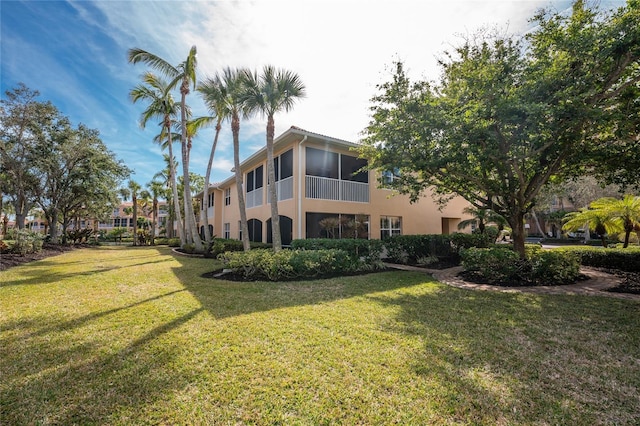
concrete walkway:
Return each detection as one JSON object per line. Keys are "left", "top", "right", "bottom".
{"left": 385, "top": 263, "right": 640, "bottom": 301}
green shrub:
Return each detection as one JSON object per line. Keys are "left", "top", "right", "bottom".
{"left": 167, "top": 238, "right": 181, "bottom": 247}
{"left": 530, "top": 250, "right": 581, "bottom": 284}
{"left": 382, "top": 235, "right": 454, "bottom": 264}
{"left": 154, "top": 237, "right": 169, "bottom": 245}
{"left": 524, "top": 244, "right": 543, "bottom": 260}
{"left": 449, "top": 232, "right": 492, "bottom": 252}
{"left": 219, "top": 248, "right": 354, "bottom": 281}
{"left": 461, "top": 247, "right": 523, "bottom": 283}
{"left": 462, "top": 247, "right": 581, "bottom": 285}
{"left": 182, "top": 243, "right": 195, "bottom": 254}
{"left": 11, "top": 229, "right": 45, "bottom": 256}
{"left": 292, "top": 238, "right": 384, "bottom": 268}
{"left": 558, "top": 246, "right": 640, "bottom": 272}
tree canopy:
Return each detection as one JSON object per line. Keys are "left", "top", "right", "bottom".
{"left": 360, "top": 0, "right": 640, "bottom": 256}
{"left": 1, "top": 84, "right": 130, "bottom": 241}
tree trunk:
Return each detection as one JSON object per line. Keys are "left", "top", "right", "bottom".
{"left": 13, "top": 194, "right": 28, "bottom": 229}
{"left": 202, "top": 122, "right": 222, "bottom": 243}
{"left": 49, "top": 210, "right": 59, "bottom": 244}
{"left": 179, "top": 87, "right": 203, "bottom": 252}
{"left": 132, "top": 194, "right": 138, "bottom": 246}
{"left": 509, "top": 211, "right": 526, "bottom": 258}
{"left": 166, "top": 127, "right": 185, "bottom": 246}
{"left": 151, "top": 198, "right": 157, "bottom": 245}
{"left": 232, "top": 114, "right": 251, "bottom": 251}
{"left": 266, "top": 116, "right": 282, "bottom": 251}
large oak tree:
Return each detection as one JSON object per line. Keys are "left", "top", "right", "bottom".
{"left": 361, "top": 0, "right": 640, "bottom": 256}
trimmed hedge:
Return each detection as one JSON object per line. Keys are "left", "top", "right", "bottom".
{"left": 292, "top": 238, "right": 383, "bottom": 267}
{"left": 219, "top": 248, "right": 355, "bottom": 281}
{"left": 382, "top": 235, "right": 454, "bottom": 264}
{"left": 557, "top": 246, "right": 640, "bottom": 272}
{"left": 461, "top": 247, "right": 581, "bottom": 286}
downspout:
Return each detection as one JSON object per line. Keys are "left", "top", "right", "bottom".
{"left": 297, "top": 136, "right": 308, "bottom": 239}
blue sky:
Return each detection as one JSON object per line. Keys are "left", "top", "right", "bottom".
{"left": 2, "top": 0, "right": 622, "bottom": 190}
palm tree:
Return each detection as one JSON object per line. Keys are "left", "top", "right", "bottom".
{"left": 128, "top": 46, "right": 203, "bottom": 252}
{"left": 146, "top": 180, "right": 164, "bottom": 245}
{"left": 590, "top": 195, "right": 640, "bottom": 248}
{"left": 216, "top": 67, "right": 251, "bottom": 251}
{"left": 197, "top": 74, "right": 230, "bottom": 243}
{"left": 153, "top": 155, "right": 178, "bottom": 239}
{"left": 241, "top": 66, "right": 306, "bottom": 251}
{"left": 563, "top": 207, "right": 619, "bottom": 248}
{"left": 129, "top": 71, "right": 185, "bottom": 246}
{"left": 457, "top": 206, "right": 507, "bottom": 236}
{"left": 120, "top": 180, "right": 141, "bottom": 245}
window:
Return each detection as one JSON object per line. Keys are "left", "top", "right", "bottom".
{"left": 380, "top": 216, "right": 401, "bottom": 239}
{"left": 341, "top": 155, "right": 368, "bottom": 183}
{"left": 225, "top": 188, "right": 231, "bottom": 205}
{"left": 247, "top": 219, "right": 263, "bottom": 243}
{"left": 246, "top": 165, "right": 264, "bottom": 193}
{"left": 382, "top": 168, "right": 400, "bottom": 186}
{"left": 113, "top": 208, "right": 119, "bottom": 216}
{"left": 306, "top": 212, "right": 370, "bottom": 239}
{"left": 306, "top": 147, "right": 338, "bottom": 178}
{"left": 224, "top": 222, "right": 230, "bottom": 239}
{"left": 274, "top": 149, "right": 293, "bottom": 181}
{"left": 208, "top": 193, "right": 215, "bottom": 208}
{"left": 238, "top": 220, "right": 242, "bottom": 240}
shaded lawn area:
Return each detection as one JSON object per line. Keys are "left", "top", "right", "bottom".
{"left": 1, "top": 246, "right": 639, "bottom": 425}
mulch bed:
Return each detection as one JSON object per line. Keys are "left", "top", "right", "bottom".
{"left": 0, "top": 243, "right": 83, "bottom": 271}
{"left": 603, "top": 269, "right": 640, "bottom": 295}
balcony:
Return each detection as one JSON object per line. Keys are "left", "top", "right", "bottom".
{"left": 267, "top": 176, "right": 294, "bottom": 203}
{"left": 305, "top": 175, "right": 369, "bottom": 203}
{"left": 246, "top": 187, "right": 263, "bottom": 208}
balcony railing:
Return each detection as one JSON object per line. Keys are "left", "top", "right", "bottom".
{"left": 305, "top": 175, "right": 369, "bottom": 203}
{"left": 267, "top": 176, "right": 294, "bottom": 203}
{"left": 246, "top": 187, "right": 263, "bottom": 208}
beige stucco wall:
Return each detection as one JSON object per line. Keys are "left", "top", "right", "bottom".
{"left": 196, "top": 129, "right": 473, "bottom": 242}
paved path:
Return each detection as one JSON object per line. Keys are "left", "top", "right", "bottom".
{"left": 385, "top": 263, "right": 640, "bottom": 301}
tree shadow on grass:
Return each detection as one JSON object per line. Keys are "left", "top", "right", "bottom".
{"left": 169, "top": 252, "right": 429, "bottom": 320}
{"left": 366, "top": 286, "right": 640, "bottom": 424}
{"left": 0, "top": 257, "right": 173, "bottom": 287}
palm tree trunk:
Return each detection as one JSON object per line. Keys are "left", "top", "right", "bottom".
{"left": 132, "top": 194, "right": 138, "bottom": 246}
{"left": 151, "top": 198, "right": 157, "bottom": 245}
{"left": 179, "top": 86, "right": 203, "bottom": 252}
{"left": 202, "top": 121, "right": 222, "bottom": 243}
{"left": 266, "top": 116, "right": 282, "bottom": 251}
{"left": 167, "top": 128, "right": 185, "bottom": 246}
{"left": 232, "top": 114, "right": 251, "bottom": 251}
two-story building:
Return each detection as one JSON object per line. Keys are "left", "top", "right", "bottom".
{"left": 196, "top": 127, "right": 473, "bottom": 244}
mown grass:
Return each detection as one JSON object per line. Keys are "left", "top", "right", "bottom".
{"left": 1, "top": 245, "right": 639, "bottom": 425}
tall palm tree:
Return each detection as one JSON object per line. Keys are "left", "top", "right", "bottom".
{"left": 119, "top": 180, "right": 141, "bottom": 246}
{"left": 129, "top": 71, "right": 185, "bottom": 246}
{"left": 153, "top": 154, "right": 179, "bottom": 239}
{"left": 146, "top": 180, "right": 164, "bottom": 245}
{"left": 241, "top": 66, "right": 306, "bottom": 251}
{"left": 217, "top": 67, "right": 251, "bottom": 251}
{"left": 128, "top": 46, "right": 202, "bottom": 252}
{"left": 197, "top": 74, "right": 230, "bottom": 243}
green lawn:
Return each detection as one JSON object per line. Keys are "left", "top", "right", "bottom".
{"left": 1, "top": 246, "right": 639, "bottom": 425}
